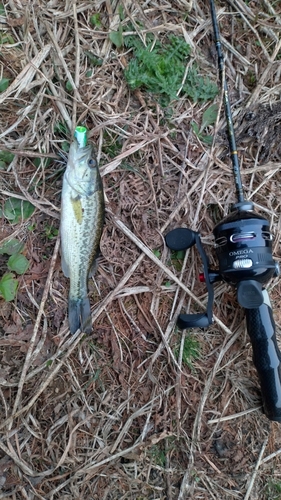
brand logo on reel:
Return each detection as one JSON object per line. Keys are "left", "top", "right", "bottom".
{"left": 229, "top": 249, "right": 254, "bottom": 257}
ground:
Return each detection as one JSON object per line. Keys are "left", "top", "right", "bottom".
{"left": 0, "top": 0, "right": 281, "bottom": 499}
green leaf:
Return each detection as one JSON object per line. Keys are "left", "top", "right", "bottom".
{"left": 0, "top": 273, "right": 18, "bottom": 301}
{"left": 90, "top": 13, "right": 102, "bottom": 28}
{"left": 118, "top": 4, "right": 125, "bottom": 21}
{"left": 0, "top": 150, "right": 14, "bottom": 164}
{"left": 61, "top": 141, "right": 70, "bottom": 152}
{"left": 0, "top": 160, "right": 6, "bottom": 170}
{"left": 201, "top": 134, "right": 214, "bottom": 145}
{"left": 191, "top": 121, "right": 200, "bottom": 136}
{"left": 0, "top": 34, "right": 15, "bottom": 43}
{"left": 33, "top": 157, "right": 52, "bottom": 168}
{"left": 66, "top": 80, "right": 73, "bottom": 92}
{"left": 8, "top": 253, "right": 29, "bottom": 274}
{"left": 44, "top": 224, "right": 59, "bottom": 240}
{"left": 175, "top": 250, "right": 185, "bottom": 260}
{"left": 54, "top": 122, "right": 68, "bottom": 136}
{"left": 0, "top": 3, "right": 5, "bottom": 16}
{"left": 3, "top": 197, "right": 35, "bottom": 224}
{"left": 84, "top": 51, "right": 103, "bottom": 66}
{"left": 109, "top": 26, "right": 123, "bottom": 48}
{"left": 0, "top": 238, "right": 25, "bottom": 256}
{"left": 0, "top": 78, "right": 9, "bottom": 92}
{"left": 153, "top": 249, "right": 161, "bottom": 258}
{"left": 200, "top": 103, "right": 219, "bottom": 132}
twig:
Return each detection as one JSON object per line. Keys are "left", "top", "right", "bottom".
{"left": 244, "top": 439, "right": 268, "bottom": 500}
{"left": 207, "top": 406, "right": 262, "bottom": 424}
{"left": 261, "top": 447, "right": 281, "bottom": 465}
{"left": 9, "top": 236, "right": 61, "bottom": 422}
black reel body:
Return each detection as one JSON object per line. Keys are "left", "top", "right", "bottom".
{"left": 214, "top": 209, "right": 279, "bottom": 309}
{"left": 165, "top": 208, "right": 278, "bottom": 320}
{"left": 214, "top": 210, "right": 276, "bottom": 286}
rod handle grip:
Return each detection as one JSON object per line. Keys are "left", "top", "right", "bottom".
{"left": 245, "top": 291, "right": 281, "bottom": 422}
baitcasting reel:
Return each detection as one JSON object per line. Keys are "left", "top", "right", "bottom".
{"left": 166, "top": 203, "right": 281, "bottom": 422}
{"left": 166, "top": 202, "right": 279, "bottom": 325}
{"left": 165, "top": 0, "right": 281, "bottom": 422}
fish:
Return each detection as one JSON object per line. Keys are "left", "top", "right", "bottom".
{"left": 60, "top": 128, "right": 104, "bottom": 334}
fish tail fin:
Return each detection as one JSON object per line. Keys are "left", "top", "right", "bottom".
{"left": 68, "top": 297, "right": 92, "bottom": 334}
{"left": 80, "top": 297, "right": 92, "bottom": 333}
{"left": 68, "top": 298, "right": 81, "bottom": 334}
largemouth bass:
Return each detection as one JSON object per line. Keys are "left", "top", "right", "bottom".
{"left": 60, "top": 127, "right": 104, "bottom": 334}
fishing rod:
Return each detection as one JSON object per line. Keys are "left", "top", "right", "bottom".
{"left": 165, "top": 0, "right": 281, "bottom": 422}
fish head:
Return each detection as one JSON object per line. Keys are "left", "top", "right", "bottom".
{"left": 65, "top": 140, "right": 99, "bottom": 196}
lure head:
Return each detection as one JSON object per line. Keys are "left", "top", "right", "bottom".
{"left": 64, "top": 127, "right": 99, "bottom": 196}
{"left": 74, "top": 126, "right": 88, "bottom": 148}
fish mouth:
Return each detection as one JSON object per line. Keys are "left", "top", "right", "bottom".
{"left": 73, "top": 141, "right": 93, "bottom": 162}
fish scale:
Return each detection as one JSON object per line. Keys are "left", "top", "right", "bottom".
{"left": 60, "top": 129, "right": 104, "bottom": 334}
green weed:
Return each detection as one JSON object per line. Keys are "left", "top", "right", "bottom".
{"left": 0, "top": 150, "right": 15, "bottom": 169}
{"left": 44, "top": 223, "right": 59, "bottom": 240}
{"left": 265, "top": 480, "right": 281, "bottom": 500}
{"left": 0, "top": 33, "right": 16, "bottom": 43}
{"left": 124, "top": 31, "right": 218, "bottom": 106}
{"left": 169, "top": 249, "right": 185, "bottom": 272}
{"left": 175, "top": 334, "right": 201, "bottom": 369}
{"left": 102, "top": 131, "right": 123, "bottom": 158}
{"left": 90, "top": 13, "right": 102, "bottom": 29}
{"left": 148, "top": 444, "right": 166, "bottom": 467}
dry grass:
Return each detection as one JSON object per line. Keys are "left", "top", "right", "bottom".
{"left": 0, "top": 0, "right": 281, "bottom": 498}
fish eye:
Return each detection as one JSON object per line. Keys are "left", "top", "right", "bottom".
{"left": 88, "top": 158, "right": 96, "bottom": 168}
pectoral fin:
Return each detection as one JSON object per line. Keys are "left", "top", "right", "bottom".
{"left": 70, "top": 195, "right": 83, "bottom": 224}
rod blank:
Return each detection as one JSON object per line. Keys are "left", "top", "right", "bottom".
{"left": 209, "top": 0, "right": 244, "bottom": 204}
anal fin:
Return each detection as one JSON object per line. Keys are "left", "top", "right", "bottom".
{"left": 89, "top": 249, "right": 101, "bottom": 278}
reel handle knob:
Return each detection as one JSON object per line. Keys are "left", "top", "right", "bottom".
{"left": 245, "top": 290, "right": 281, "bottom": 422}
{"left": 165, "top": 228, "right": 196, "bottom": 251}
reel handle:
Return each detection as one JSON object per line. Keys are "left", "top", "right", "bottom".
{"left": 165, "top": 228, "right": 214, "bottom": 329}
{"left": 245, "top": 290, "right": 281, "bottom": 422}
